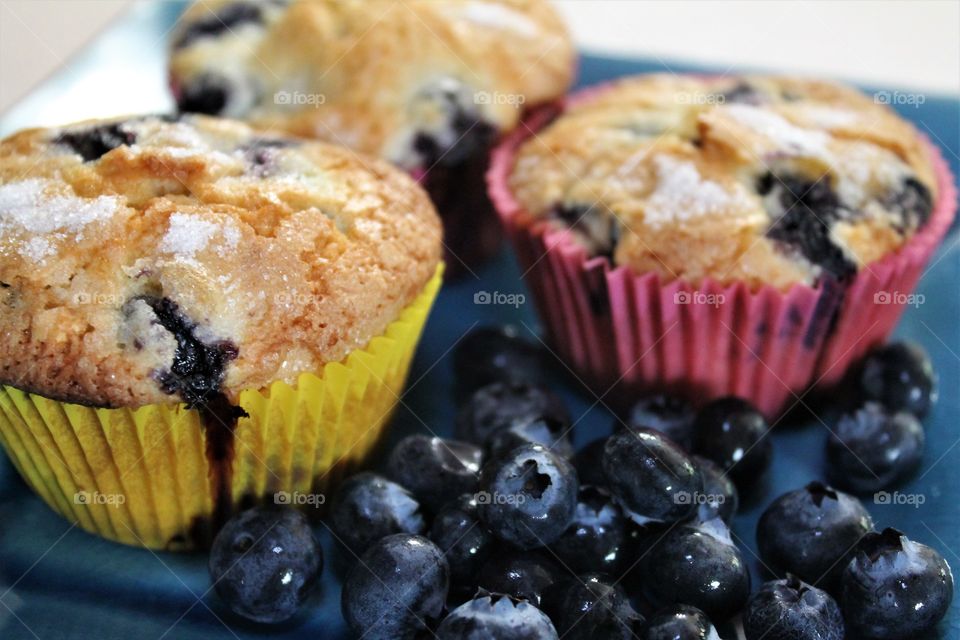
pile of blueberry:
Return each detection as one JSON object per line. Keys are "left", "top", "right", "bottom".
{"left": 206, "top": 326, "right": 953, "bottom": 639}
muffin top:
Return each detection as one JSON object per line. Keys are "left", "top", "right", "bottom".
{"left": 508, "top": 75, "right": 938, "bottom": 289}
{"left": 169, "top": 0, "right": 574, "bottom": 168}
{"left": 0, "top": 114, "right": 441, "bottom": 408}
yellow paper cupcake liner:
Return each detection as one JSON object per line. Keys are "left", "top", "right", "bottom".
{"left": 0, "top": 266, "right": 442, "bottom": 550}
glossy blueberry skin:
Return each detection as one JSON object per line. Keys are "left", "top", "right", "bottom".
{"left": 544, "top": 574, "right": 644, "bottom": 640}
{"left": 757, "top": 482, "right": 873, "bottom": 592}
{"left": 693, "top": 396, "right": 772, "bottom": 487}
{"left": 386, "top": 435, "right": 482, "bottom": 513}
{"left": 603, "top": 427, "right": 702, "bottom": 524}
{"left": 826, "top": 402, "right": 925, "bottom": 493}
{"left": 484, "top": 416, "right": 573, "bottom": 461}
{"left": 477, "top": 444, "right": 578, "bottom": 549}
{"left": 625, "top": 393, "right": 696, "bottom": 451}
{"left": 209, "top": 506, "right": 322, "bottom": 624}
{"left": 430, "top": 495, "right": 495, "bottom": 589}
{"left": 693, "top": 456, "right": 739, "bottom": 524}
{"left": 341, "top": 534, "right": 449, "bottom": 640}
{"left": 328, "top": 472, "right": 425, "bottom": 553}
{"left": 744, "top": 576, "right": 843, "bottom": 640}
{"left": 550, "top": 485, "right": 629, "bottom": 576}
{"left": 456, "top": 382, "right": 571, "bottom": 446}
{"left": 573, "top": 438, "right": 609, "bottom": 488}
{"left": 436, "top": 594, "right": 559, "bottom": 640}
{"left": 642, "top": 604, "right": 718, "bottom": 640}
{"left": 860, "top": 341, "right": 937, "bottom": 417}
{"left": 477, "top": 550, "right": 562, "bottom": 608}
{"left": 453, "top": 326, "right": 546, "bottom": 394}
{"left": 842, "top": 528, "right": 954, "bottom": 640}
{"left": 641, "top": 519, "right": 751, "bottom": 620}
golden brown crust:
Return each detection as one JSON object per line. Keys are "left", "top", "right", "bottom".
{"left": 0, "top": 114, "right": 441, "bottom": 407}
{"left": 507, "top": 75, "right": 938, "bottom": 290}
{"left": 168, "top": 0, "right": 574, "bottom": 165}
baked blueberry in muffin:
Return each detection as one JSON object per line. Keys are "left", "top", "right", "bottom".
{"left": 507, "top": 75, "right": 938, "bottom": 290}
{"left": 0, "top": 113, "right": 442, "bottom": 547}
{"left": 169, "top": 0, "right": 574, "bottom": 273}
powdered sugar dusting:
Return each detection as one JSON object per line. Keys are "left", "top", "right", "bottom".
{"left": 0, "top": 178, "right": 122, "bottom": 262}
{"left": 453, "top": 2, "right": 540, "bottom": 37}
{"left": 725, "top": 104, "right": 829, "bottom": 156}
{"left": 160, "top": 213, "right": 241, "bottom": 260}
{"left": 797, "top": 105, "right": 860, "bottom": 129}
{"left": 644, "top": 155, "right": 744, "bottom": 226}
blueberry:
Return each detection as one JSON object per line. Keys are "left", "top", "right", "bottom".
{"left": 743, "top": 576, "right": 843, "bottom": 640}
{"left": 453, "top": 326, "right": 546, "bottom": 394}
{"left": 209, "top": 506, "right": 322, "bottom": 624}
{"left": 430, "top": 495, "right": 495, "bottom": 591}
{"left": 55, "top": 122, "right": 136, "bottom": 162}
{"left": 757, "top": 481, "right": 873, "bottom": 592}
{"left": 328, "top": 472, "right": 425, "bottom": 554}
{"left": 860, "top": 341, "right": 937, "bottom": 417}
{"left": 177, "top": 73, "right": 231, "bottom": 115}
{"left": 826, "top": 402, "right": 925, "bottom": 493}
{"left": 174, "top": 2, "right": 263, "bottom": 49}
{"left": 719, "top": 81, "right": 766, "bottom": 105}
{"left": 692, "top": 397, "right": 772, "bottom": 487}
{"left": 436, "top": 594, "right": 559, "bottom": 640}
{"left": 841, "top": 528, "right": 954, "bottom": 640}
{"left": 573, "top": 438, "right": 608, "bottom": 488}
{"left": 456, "top": 382, "right": 570, "bottom": 445}
{"left": 549, "top": 203, "right": 619, "bottom": 257}
{"left": 693, "top": 456, "right": 738, "bottom": 524}
{"left": 641, "top": 519, "right": 751, "bottom": 620}
{"left": 625, "top": 393, "right": 696, "bottom": 451}
{"left": 411, "top": 78, "right": 497, "bottom": 169}
{"left": 386, "top": 435, "right": 482, "bottom": 513}
{"left": 477, "top": 444, "right": 578, "bottom": 549}
{"left": 760, "top": 173, "right": 856, "bottom": 279}
{"left": 342, "top": 534, "right": 449, "bottom": 640}
{"left": 477, "top": 550, "right": 562, "bottom": 608}
{"left": 544, "top": 574, "right": 644, "bottom": 640}
{"left": 550, "top": 485, "right": 628, "bottom": 576}
{"left": 484, "top": 416, "right": 573, "bottom": 461}
{"left": 642, "top": 604, "right": 718, "bottom": 640}
{"left": 603, "top": 428, "right": 702, "bottom": 524}
{"left": 884, "top": 177, "right": 934, "bottom": 231}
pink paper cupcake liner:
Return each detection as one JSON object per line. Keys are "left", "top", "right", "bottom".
{"left": 488, "top": 88, "right": 957, "bottom": 419}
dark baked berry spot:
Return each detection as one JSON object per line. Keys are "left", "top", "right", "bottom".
{"left": 131, "top": 296, "right": 239, "bottom": 409}
{"left": 173, "top": 2, "right": 263, "bottom": 50}
{"left": 759, "top": 172, "right": 857, "bottom": 279}
{"left": 719, "top": 82, "right": 765, "bottom": 105}
{"left": 54, "top": 123, "right": 136, "bottom": 162}
{"left": 412, "top": 79, "right": 498, "bottom": 169}
{"left": 177, "top": 74, "right": 231, "bottom": 115}
{"left": 884, "top": 176, "right": 933, "bottom": 231}
{"left": 240, "top": 137, "right": 300, "bottom": 174}
{"left": 550, "top": 203, "right": 619, "bottom": 258}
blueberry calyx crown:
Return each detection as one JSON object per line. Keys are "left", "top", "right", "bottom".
{"left": 804, "top": 481, "right": 839, "bottom": 507}
{"left": 856, "top": 527, "right": 907, "bottom": 563}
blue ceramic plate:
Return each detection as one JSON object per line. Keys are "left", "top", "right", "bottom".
{"left": 1, "top": 3, "right": 958, "bottom": 638}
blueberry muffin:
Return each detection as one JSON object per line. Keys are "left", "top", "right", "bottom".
{"left": 489, "top": 75, "right": 956, "bottom": 416}
{"left": 0, "top": 114, "right": 443, "bottom": 549}
{"left": 168, "top": 0, "right": 574, "bottom": 274}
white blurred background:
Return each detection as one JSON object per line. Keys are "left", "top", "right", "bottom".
{"left": 1, "top": 0, "right": 958, "bottom": 114}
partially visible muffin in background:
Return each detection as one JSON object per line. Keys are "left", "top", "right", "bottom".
{"left": 0, "top": 114, "right": 443, "bottom": 549}
{"left": 168, "top": 0, "right": 574, "bottom": 275}
{"left": 489, "top": 74, "right": 955, "bottom": 416}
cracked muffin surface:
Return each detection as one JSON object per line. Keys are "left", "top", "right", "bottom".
{"left": 168, "top": 0, "right": 574, "bottom": 169}
{"left": 507, "top": 75, "right": 938, "bottom": 290}
{"left": 0, "top": 114, "right": 441, "bottom": 408}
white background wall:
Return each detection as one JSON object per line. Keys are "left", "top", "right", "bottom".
{"left": 1, "top": 0, "right": 959, "bottom": 114}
